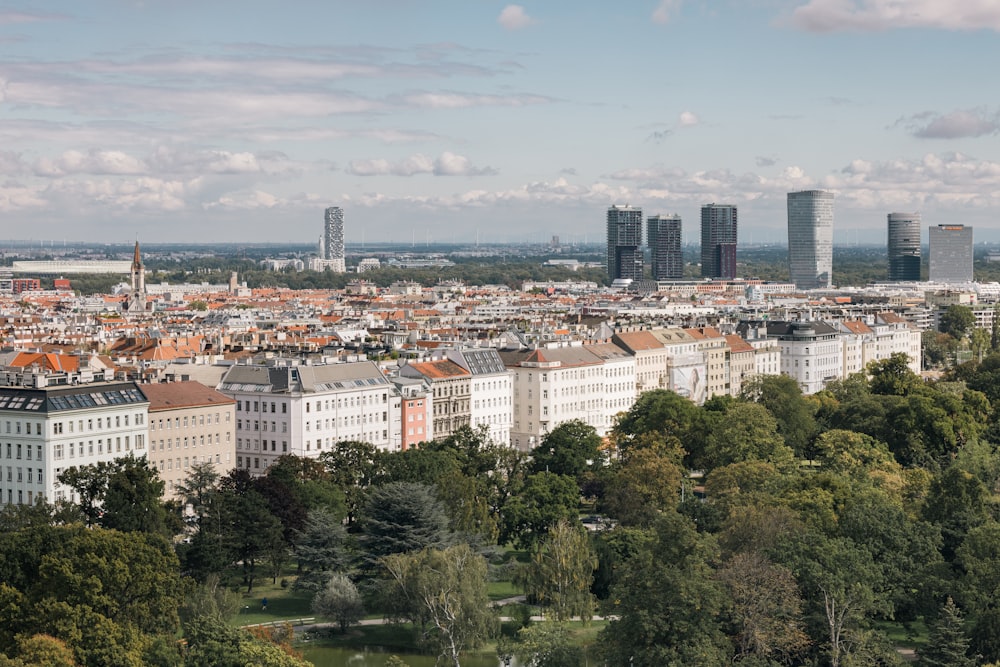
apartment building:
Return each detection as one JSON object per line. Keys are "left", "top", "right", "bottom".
{"left": 218, "top": 360, "right": 401, "bottom": 474}
{"left": 142, "top": 381, "right": 236, "bottom": 499}
{"left": 398, "top": 359, "right": 471, "bottom": 441}
{"left": 445, "top": 348, "right": 513, "bottom": 446}
{"left": 0, "top": 369, "right": 149, "bottom": 506}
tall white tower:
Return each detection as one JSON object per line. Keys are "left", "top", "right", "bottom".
{"left": 787, "top": 190, "right": 834, "bottom": 289}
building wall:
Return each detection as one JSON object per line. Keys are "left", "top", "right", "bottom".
{"left": 148, "top": 400, "right": 235, "bottom": 501}
{"left": 929, "top": 225, "right": 973, "bottom": 283}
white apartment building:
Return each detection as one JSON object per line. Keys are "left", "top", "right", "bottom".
{"left": 143, "top": 381, "right": 236, "bottom": 499}
{"left": 218, "top": 360, "right": 401, "bottom": 474}
{"left": 770, "top": 321, "right": 845, "bottom": 394}
{"left": 585, "top": 342, "right": 637, "bottom": 432}
{"left": 0, "top": 370, "right": 149, "bottom": 506}
{"left": 503, "top": 343, "right": 633, "bottom": 451}
{"left": 445, "top": 349, "right": 513, "bottom": 446}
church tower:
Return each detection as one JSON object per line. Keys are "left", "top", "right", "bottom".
{"left": 126, "top": 240, "right": 148, "bottom": 314}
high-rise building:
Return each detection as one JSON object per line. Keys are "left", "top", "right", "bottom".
{"left": 324, "top": 207, "right": 345, "bottom": 262}
{"left": 787, "top": 190, "right": 834, "bottom": 289}
{"left": 929, "top": 224, "right": 973, "bottom": 283}
{"left": 700, "top": 204, "right": 737, "bottom": 279}
{"left": 887, "top": 212, "right": 922, "bottom": 281}
{"left": 606, "top": 205, "right": 644, "bottom": 281}
{"left": 647, "top": 214, "right": 683, "bottom": 280}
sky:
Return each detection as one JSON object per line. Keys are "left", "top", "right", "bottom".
{"left": 2, "top": 0, "right": 1000, "bottom": 246}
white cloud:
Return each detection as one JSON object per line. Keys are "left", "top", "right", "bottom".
{"left": 652, "top": 0, "right": 683, "bottom": 24}
{"left": 498, "top": 5, "right": 536, "bottom": 30}
{"left": 790, "top": 0, "right": 1000, "bottom": 32}
{"left": 897, "top": 108, "right": 1000, "bottom": 139}
{"left": 347, "top": 152, "right": 497, "bottom": 177}
{"left": 400, "top": 91, "right": 551, "bottom": 109}
{"left": 34, "top": 149, "right": 146, "bottom": 177}
{"left": 678, "top": 111, "right": 700, "bottom": 127}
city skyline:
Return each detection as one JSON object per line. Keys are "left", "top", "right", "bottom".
{"left": 2, "top": 2, "right": 1000, "bottom": 243}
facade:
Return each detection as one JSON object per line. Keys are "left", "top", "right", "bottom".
{"left": 929, "top": 224, "right": 973, "bottom": 283}
{"left": 392, "top": 377, "right": 434, "bottom": 449}
{"left": 769, "top": 321, "right": 844, "bottom": 395}
{"left": 218, "top": 360, "right": 401, "bottom": 474}
{"left": 504, "top": 343, "right": 631, "bottom": 451}
{"left": 887, "top": 212, "right": 922, "bottom": 281}
{"left": 612, "top": 330, "right": 672, "bottom": 395}
{"left": 0, "top": 373, "right": 149, "bottom": 506}
{"left": 684, "top": 327, "right": 730, "bottom": 399}
{"left": 787, "top": 190, "right": 834, "bottom": 289}
{"left": 445, "top": 349, "right": 513, "bottom": 446}
{"left": 142, "top": 381, "right": 236, "bottom": 500}
{"left": 606, "top": 205, "right": 644, "bottom": 282}
{"left": 649, "top": 328, "right": 708, "bottom": 404}
{"left": 700, "top": 204, "right": 738, "bottom": 279}
{"left": 647, "top": 214, "right": 683, "bottom": 280}
{"left": 398, "top": 359, "right": 472, "bottom": 441}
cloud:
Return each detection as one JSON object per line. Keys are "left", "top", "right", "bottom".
{"left": 498, "top": 5, "right": 536, "bottom": 30}
{"left": 399, "top": 91, "right": 551, "bottom": 109}
{"left": 347, "top": 152, "right": 497, "bottom": 177}
{"left": 652, "top": 0, "right": 683, "bottom": 24}
{"left": 559, "top": 167, "right": 577, "bottom": 176}
{"left": 0, "top": 10, "right": 65, "bottom": 25}
{"left": 755, "top": 156, "right": 778, "bottom": 167}
{"left": 678, "top": 111, "right": 699, "bottom": 127}
{"left": 896, "top": 108, "right": 1000, "bottom": 139}
{"left": 34, "top": 149, "right": 146, "bottom": 177}
{"left": 789, "top": 0, "right": 1000, "bottom": 32}
{"left": 646, "top": 129, "right": 673, "bottom": 143}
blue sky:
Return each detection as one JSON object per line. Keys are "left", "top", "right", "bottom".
{"left": 2, "top": 0, "right": 1000, "bottom": 245}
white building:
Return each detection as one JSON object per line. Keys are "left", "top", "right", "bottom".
{"left": 445, "top": 349, "right": 513, "bottom": 446}
{"left": 769, "top": 321, "right": 845, "bottom": 394}
{"left": 218, "top": 360, "right": 401, "bottom": 474}
{"left": 503, "top": 342, "right": 634, "bottom": 451}
{"left": 0, "top": 370, "right": 149, "bottom": 506}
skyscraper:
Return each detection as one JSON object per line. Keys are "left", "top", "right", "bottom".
{"left": 648, "top": 214, "right": 683, "bottom": 280}
{"left": 929, "top": 224, "right": 973, "bottom": 283}
{"left": 700, "top": 204, "right": 737, "bottom": 279}
{"left": 787, "top": 190, "right": 834, "bottom": 289}
{"left": 606, "top": 205, "right": 644, "bottom": 281}
{"left": 324, "top": 207, "right": 345, "bottom": 262}
{"left": 887, "top": 212, "right": 921, "bottom": 281}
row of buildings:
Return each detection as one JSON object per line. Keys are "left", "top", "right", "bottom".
{"left": 0, "top": 309, "right": 919, "bottom": 507}
{"left": 610, "top": 194, "right": 975, "bottom": 287}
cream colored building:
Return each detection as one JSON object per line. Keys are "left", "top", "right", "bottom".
{"left": 143, "top": 381, "right": 236, "bottom": 500}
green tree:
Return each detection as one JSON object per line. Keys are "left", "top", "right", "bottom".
{"left": 919, "top": 597, "right": 974, "bottom": 667}
{"left": 600, "top": 447, "right": 682, "bottom": 527}
{"left": 293, "top": 507, "right": 350, "bottom": 591}
{"left": 530, "top": 419, "right": 603, "bottom": 479}
{"left": 868, "top": 352, "right": 921, "bottom": 396}
{"left": 500, "top": 472, "right": 579, "bottom": 549}
{"left": 56, "top": 461, "right": 112, "bottom": 526}
{"left": 702, "top": 402, "right": 794, "bottom": 472}
{"left": 100, "top": 454, "right": 171, "bottom": 536}
{"left": 383, "top": 544, "right": 498, "bottom": 667}
{"left": 218, "top": 470, "right": 284, "bottom": 594}
{"left": 510, "top": 622, "right": 584, "bottom": 667}
{"left": 940, "top": 305, "right": 975, "bottom": 340}
{"left": 174, "top": 460, "right": 221, "bottom": 527}
{"left": 311, "top": 574, "right": 364, "bottom": 632}
{"left": 611, "top": 389, "right": 701, "bottom": 455}
{"left": 598, "top": 512, "right": 732, "bottom": 666}
{"left": 741, "top": 374, "right": 818, "bottom": 456}
{"left": 517, "top": 519, "right": 597, "bottom": 622}
{"left": 320, "top": 440, "right": 383, "bottom": 525}
{"left": 359, "top": 482, "right": 452, "bottom": 564}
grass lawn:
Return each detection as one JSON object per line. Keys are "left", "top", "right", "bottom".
{"left": 306, "top": 623, "right": 423, "bottom": 653}
{"left": 487, "top": 579, "right": 521, "bottom": 601}
{"left": 876, "top": 619, "right": 929, "bottom": 650}
{"left": 228, "top": 570, "right": 313, "bottom": 626}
